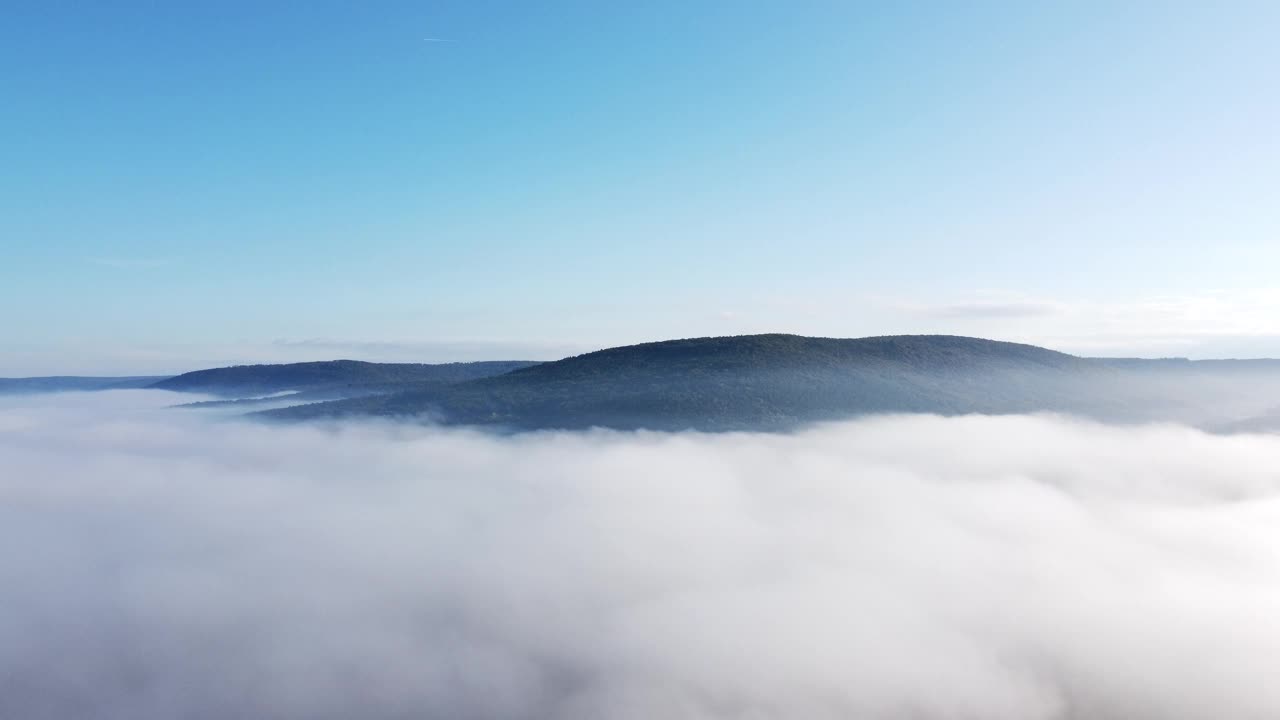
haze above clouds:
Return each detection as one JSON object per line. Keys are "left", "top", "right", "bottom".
{"left": 4, "top": 391, "right": 1280, "bottom": 719}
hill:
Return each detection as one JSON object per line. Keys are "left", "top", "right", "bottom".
{"left": 261, "top": 334, "right": 1160, "bottom": 431}
{"left": 150, "top": 359, "right": 540, "bottom": 397}
{"left": 0, "top": 376, "right": 171, "bottom": 395}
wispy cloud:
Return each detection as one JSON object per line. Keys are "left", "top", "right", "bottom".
{"left": 928, "top": 300, "right": 1061, "bottom": 319}
{"left": 855, "top": 289, "right": 1280, "bottom": 357}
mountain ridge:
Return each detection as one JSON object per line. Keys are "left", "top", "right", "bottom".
{"left": 259, "top": 334, "right": 1147, "bottom": 430}
{"left": 0, "top": 376, "right": 172, "bottom": 394}
{"left": 150, "top": 359, "right": 541, "bottom": 397}
{"left": 13, "top": 335, "right": 1280, "bottom": 432}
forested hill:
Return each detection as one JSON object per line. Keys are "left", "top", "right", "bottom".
{"left": 501, "top": 334, "right": 1088, "bottom": 381}
{"left": 262, "top": 334, "right": 1152, "bottom": 431}
{"left": 150, "top": 359, "right": 540, "bottom": 397}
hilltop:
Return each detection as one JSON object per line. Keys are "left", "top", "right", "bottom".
{"left": 149, "top": 359, "right": 540, "bottom": 397}
{"left": 261, "top": 334, "right": 1139, "bottom": 430}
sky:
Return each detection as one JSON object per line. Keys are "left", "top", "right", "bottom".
{"left": 3, "top": 1, "right": 1278, "bottom": 374}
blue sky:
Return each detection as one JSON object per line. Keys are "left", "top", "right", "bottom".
{"left": 3, "top": 2, "right": 1278, "bottom": 374}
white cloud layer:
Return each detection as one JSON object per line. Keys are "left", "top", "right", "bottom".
{"left": 3, "top": 392, "right": 1280, "bottom": 719}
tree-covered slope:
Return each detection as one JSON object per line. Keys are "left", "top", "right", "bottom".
{"left": 262, "top": 335, "right": 1137, "bottom": 430}
{"left": 150, "top": 359, "right": 540, "bottom": 397}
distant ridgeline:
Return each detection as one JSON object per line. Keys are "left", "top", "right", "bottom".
{"left": 0, "top": 361, "right": 538, "bottom": 408}
{"left": 250, "top": 335, "right": 1280, "bottom": 433}
{"left": 0, "top": 376, "right": 170, "bottom": 394}
{"left": 149, "top": 359, "right": 541, "bottom": 398}
{"left": 11, "top": 335, "right": 1280, "bottom": 432}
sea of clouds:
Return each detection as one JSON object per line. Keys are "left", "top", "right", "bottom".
{"left": 2, "top": 390, "right": 1280, "bottom": 719}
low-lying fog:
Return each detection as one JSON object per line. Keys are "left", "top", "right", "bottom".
{"left": 3, "top": 390, "right": 1279, "bottom": 719}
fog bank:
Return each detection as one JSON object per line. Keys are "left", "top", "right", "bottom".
{"left": 2, "top": 391, "right": 1280, "bottom": 719}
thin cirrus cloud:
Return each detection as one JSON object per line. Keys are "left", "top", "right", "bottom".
{"left": 846, "top": 290, "right": 1280, "bottom": 357}
{"left": 928, "top": 300, "right": 1062, "bottom": 319}
{"left": 3, "top": 390, "right": 1280, "bottom": 719}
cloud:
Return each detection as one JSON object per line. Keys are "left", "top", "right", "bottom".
{"left": 928, "top": 300, "right": 1061, "bottom": 319}
{"left": 860, "top": 289, "right": 1280, "bottom": 358}
{"left": 3, "top": 392, "right": 1280, "bottom": 718}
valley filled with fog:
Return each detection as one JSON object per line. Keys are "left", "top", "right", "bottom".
{"left": 4, "top": 390, "right": 1280, "bottom": 719}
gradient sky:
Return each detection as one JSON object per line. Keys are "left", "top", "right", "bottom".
{"left": 3, "top": 2, "right": 1278, "bottom": 374}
